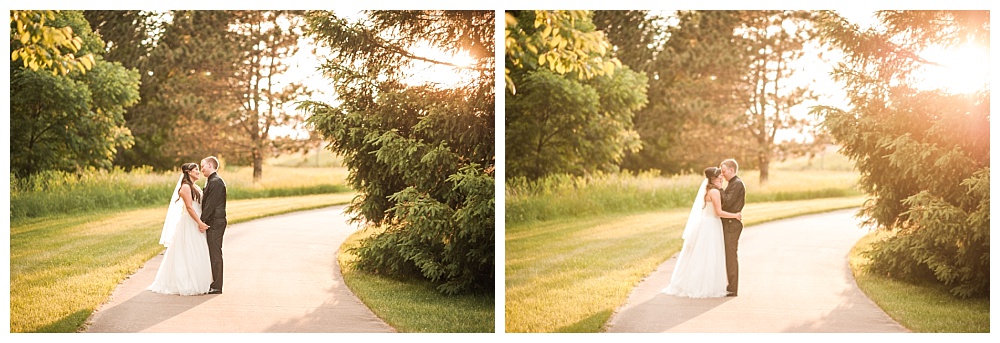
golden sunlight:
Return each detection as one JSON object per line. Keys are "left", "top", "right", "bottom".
{"left": 449, "top": 51, "right": 475, "bottom": 69}
{"left": 913, "top": 42, "right": 990, "bottom": 94}
{"left": 405, "top": 43, "right": 477, "bottom": 88}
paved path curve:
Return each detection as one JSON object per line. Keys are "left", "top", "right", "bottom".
{"left": 85, "top": 205, "right": 395, "bottom": 333}
{"left": 605, "top": 209, "right": 908, "bottom": 333}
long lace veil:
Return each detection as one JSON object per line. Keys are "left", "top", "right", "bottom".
{"left": 681, "top": 179, "right": 708, "bottom": 241}
{"left": 158, "top": 175, "right": 185, "bottom": 247}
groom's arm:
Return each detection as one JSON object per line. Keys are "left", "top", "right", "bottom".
{"left": 721, "top": 178, "right": 746, "bottom": 213}
{"left": 201, "top": 177, "right": 218, "bottom": 223}
{"left": 731, "top": 179, "right": 746, "bottom": 212}
{"left": 212, "top": 180, "right": 227, "bottom": 220}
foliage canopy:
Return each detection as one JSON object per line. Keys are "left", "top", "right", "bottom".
{"left": 10, "top": 11, "right": 140, "bottom": 177}
{"left": 505, "top": 10, "right": 647, "bottom": 180}
{"left": 11, "top": 10, "right": 96, "bottom": 75}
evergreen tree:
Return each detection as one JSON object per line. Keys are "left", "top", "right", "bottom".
{"left": 813, "top": 10, "right": 989, "bottom": 297}
{"left": 301, "top": 10, "right": 494, "bottom": 294}
{"left": 85, "top": 11, "right": 247, "bottom": 169}
{"left": 596, "top": 10, "right": 756, "bottom": 174}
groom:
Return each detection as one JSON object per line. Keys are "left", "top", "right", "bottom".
{"left": 720, "top": 159, "right": 745, "bottom": 297}
{"left": 200, "top": 156, "right": 228, "bottom": 295}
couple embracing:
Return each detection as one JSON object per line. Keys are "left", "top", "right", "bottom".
{"left": 663, "top": 159, "right": 745, "bottom": 298}
{"left": 148, "top": 156, "right": 228, "bottom": 296}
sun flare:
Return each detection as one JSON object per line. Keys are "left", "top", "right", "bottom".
{"left": 913, "top": 42, "right": 990, "bottom": 94}
{"left": 404, "top": 43, "right": 478, "bottom": 88}
{"left": 449, "top": 51, "right": 475, "bottom": 69}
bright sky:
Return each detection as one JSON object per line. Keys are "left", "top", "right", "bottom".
{"left": 282, "top": 8, "right": 991, "bottom": 143}
{"left": 3, "top": 4, "right": 989, "bottom": 144}
{"left": 272, "top": 10, "right": 479, "bottom": 139}
{"left": 735, "top": 9, "right": 990, "bottom": 143}
{"left": 913, "top": 43, "right": 991, "bottom": 94}
{"left": 836, "top": 9, "right": 990, "bottom": 95}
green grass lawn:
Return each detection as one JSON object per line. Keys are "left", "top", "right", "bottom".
{"left": 849, "top": 231, "right": 990, "bottom": 332}
{"left": 337, "top": 227, "right": 495, "bottom": 332}
{"left": 9, "top": 193, "right": 355, "bottom": 333}
{"left": 505, "top": 196, "right": 865, "bottom": 332}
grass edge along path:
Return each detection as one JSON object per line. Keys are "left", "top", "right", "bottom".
{"left": 848, "top": 231, "right": 990, "bottom": 332}
{"left": 336, "top": 228, "right": 495, "bottom": 333}
{"left": 505, "top": 196, "right": 865, "bottom": 333}
{"left": 10, "top": 192, "right": 356, "bottom": 333}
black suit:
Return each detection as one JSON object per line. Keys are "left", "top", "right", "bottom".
{"left": 721, "top": 175, "right": 745, "bottom": 293}
{"left": 200, "top": 172, "right": 228, "bottom": 291}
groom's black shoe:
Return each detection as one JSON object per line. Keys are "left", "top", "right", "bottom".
{"left": 726, "top": 291, "right": 738, "bottom": 297}
{"left": 208, "top": 288, "right": 222, "bottom": 294}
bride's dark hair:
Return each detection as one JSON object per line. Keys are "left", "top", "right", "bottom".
{"left": 180, "top": 162, "right": 202, "bottom": 203}
{"left": 703, "top": 167, "right": 722, "bottom": 204}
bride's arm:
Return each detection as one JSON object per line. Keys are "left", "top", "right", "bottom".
{"left": 709, "top": 189, "right": 742, "bottom": 220}
{"left": 179, "top": 185, "right": 209, "bottom": 227}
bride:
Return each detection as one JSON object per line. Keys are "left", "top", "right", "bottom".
{"left": 148, "top": 162, "right": 213, "bottom": 295}
{"left": 662, "top": 167, "right": 742, "bottom": 298}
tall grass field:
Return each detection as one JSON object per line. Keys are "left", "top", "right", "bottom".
{"left": 506, "top": 156, "right": 860, "bottom": 225}
{"left": 10, "top": 158, "right": 350, "bottom": 220}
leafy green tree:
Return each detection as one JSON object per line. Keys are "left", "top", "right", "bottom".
{"left": 813, "top": 10, "right": 989, "bottom": 297}
{"left": 10, "top": 11, "right": 140, "bottom": 177}
{"left": 10, "top": 10, "right": 96, "bottom": 75}
{"left": 505, "top": 10, "right": 648, "bottom": 180}
{"left": 504, "top": 10, "right": 622, "bottom": 94}
{"left": 505, "top": 68, "right": 647, "bottom": 179}
{"left": 301, "top": 10, "right": 494, "bottom": 295}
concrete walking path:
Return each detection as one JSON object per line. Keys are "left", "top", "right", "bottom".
{"left": 605, "top": 209, "right": 909, "bottom": 333}
{"left": 85, "top": 205, "right": 395, "bottom": 333}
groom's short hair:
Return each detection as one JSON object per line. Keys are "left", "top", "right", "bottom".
{"left": 202, "top": 156, "right": 220, "bottom": 170}
{"left": 721, "top": 159, "right": 739, "bottom": 174}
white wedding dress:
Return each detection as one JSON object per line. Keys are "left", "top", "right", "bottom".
{"left": 148, "top": 190, "right": 213, "bottom": 295}
{"left": 662, "top": 188, "right": 729, "bottom": 298}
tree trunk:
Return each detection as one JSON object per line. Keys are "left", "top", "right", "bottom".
{"left": 252, "top": 145, "right": 263, "bottom": 183}
{"left": 758, "top": 151, "right": 770, "bottom": 185}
